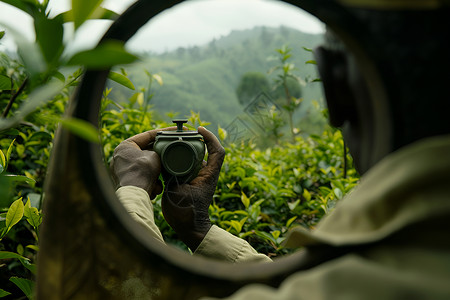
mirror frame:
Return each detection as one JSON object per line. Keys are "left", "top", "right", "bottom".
{"left": 64, "top": 0, "right": 387, "bottom": 297}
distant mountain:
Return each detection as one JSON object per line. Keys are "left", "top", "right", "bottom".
{"left": 110, "top": 26, "right": 325, "bottom": 132}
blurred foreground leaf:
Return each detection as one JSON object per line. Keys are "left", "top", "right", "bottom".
{"left": 58, "top": 6, "right": 118, "bottom": 23}
{"left": 60, "top": 117, "right": 99, "bottom": 143}
{"left": 67, "top": 41, "right": 138, "bottom": 68}
{"left": 0, "top": 81, "right": 64, "bottom": 131}
{"left": 0, "top": 74, "right": 11, "bottom": 90}
{"left": 71, "top": 0, "right": 103, "bottom": 29}
{"left": 34, "top": 14, "right": 64, "bottom": 65}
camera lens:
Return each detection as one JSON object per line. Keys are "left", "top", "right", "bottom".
{"left": 161, "top": 141, "right": 197, "bottom": 176}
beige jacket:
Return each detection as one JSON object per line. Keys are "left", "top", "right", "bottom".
{"left": 117, "top": 135, "right": 450, "bottom": 299}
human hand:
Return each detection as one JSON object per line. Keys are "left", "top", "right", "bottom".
{"left": 110, "top": 127, "right": 177, "bottom": 199}
{"left": 161, "top": 126, "right": 225, "bottom": 251}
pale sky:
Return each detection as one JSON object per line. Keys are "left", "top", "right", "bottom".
{"left": 0, "top": 0, "right": 324, "bottom": 54}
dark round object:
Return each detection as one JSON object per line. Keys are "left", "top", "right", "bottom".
{"left": 161, "top": 141, "right": 197, "bottom": 176}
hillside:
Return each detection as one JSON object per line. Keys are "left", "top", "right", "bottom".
{"left": 109, "top": 26, "right": 325, "bottom": 133}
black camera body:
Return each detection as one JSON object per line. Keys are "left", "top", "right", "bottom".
{"left": 153, "top": 120, "right": 205, "bottom": 184}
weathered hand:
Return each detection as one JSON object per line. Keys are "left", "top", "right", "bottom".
{"left": 161, "top": 126, "right": 225, "bottom": 251}
{"left": 110, "top": 127, "right": 176, "bottom": 199}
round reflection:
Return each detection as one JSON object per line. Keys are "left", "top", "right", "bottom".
{"left": 102, "top": 0, "right": 352, "bottom": 262}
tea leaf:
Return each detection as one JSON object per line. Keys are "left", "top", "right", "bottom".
{"left": 108, "top": 71, "right": 135, "bottom": 90}
{"left": 286, "top": 216, "right": 297, "bottom": 228}
{"left": 0, "top": 288, "right": 11, "bottom": 297}
{"left": 67, "top": 41, "right": 138, "bottom": 68}
{"left": 136, "top": 92, "right": 144, "bottom": 107}
{"left": 287, "top": 199, "right": 300, "bottom": 211}
{"left": 230, "top": 220, "right": 243, "bottom": 234}
{"left": 271, "top": 230, "right": 281, "bottom": 240}
{"left": 3, "top": 175, "right": 36, "bottom": 184}
{"left": 0, "top": 150, "right": 5, "bottom": 174}
{"left": 57, "top": 6, "right": 118, "bottom": 23}
{"left": 9, "top": 277, "right": 34, "bottom": 300}
{"left": 5, "top": 198, "right": 24, "bottom": 230}
{"left": 303, "top": 189, "right": 311, "bottom": 201}
{"left": 24, "top": 198, "right": 42, "bottom": 229}
{"left": 0, "top": 250, "right": 28, "bottom": 260}
{"left": 334, "top": 188, "right": 343, "bottom": 200}
{"left": 218, "top": 125, "right": 227, "bottom": 141}
{"left": 26, "top": 245, "right": 39, "bottom": 252}
{"left": 71, "top": 0, "right": 103, "bottom": 29}
{"left": 241, "top": 192, "right": 250, "bottom": 209}
{"left": 152, "top": 74, "right": 163, "bottom": 86}
{"left": 6, "top": 139, "right": 15, "bottom": 163}
{"left": 18, "top": 258, "right": 36, "bottom": 274}
{"left": 16, "top": 244, "right": 23, "bottom": 255}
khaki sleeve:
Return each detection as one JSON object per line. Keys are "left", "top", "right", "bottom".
{"left": 115, "top": 186, "right": 164, "bottom": 243}
{"left": 194, "top": 225, "right": 272, "bottom": 263}
{"left": 200, "top": 253, "right": 450, "bottom": 300}
{"left": 115, "top": 187, "right": 270, "bottom": 263}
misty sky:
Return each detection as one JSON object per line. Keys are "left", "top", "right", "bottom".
{"left": 0, "top": 0, "right": 324, "bottom": 54}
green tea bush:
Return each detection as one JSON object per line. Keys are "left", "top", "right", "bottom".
{"left": 211, "top": 128, "right": 358, "bottom": 257}
{"left": 0, "top": 64, "right": 361, "bottom": 297}
{"left": 1, "top": 16, "right": 359, "bottom": 295}
{"left": 99, "top": 83, "right": 359, "bottom": 256}
{"left": 0, "top": 61, "right": 82, "bottom": 299}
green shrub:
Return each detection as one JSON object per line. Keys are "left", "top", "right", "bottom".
{"left": 0, "top": 8, "right": 359, "bottom": 293}
{"left": 210, "top": 127, "right": 358, "bottom": 257}
{"left": 99, "top": 82, "right": 359, "bottom": 257}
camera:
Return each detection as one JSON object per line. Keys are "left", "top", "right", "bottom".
{"left": 153, "top": 119, "right": 205, "bottom": 184}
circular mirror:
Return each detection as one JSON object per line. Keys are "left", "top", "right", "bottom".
{"left": 99, "top": 1, "right": 351, "bottom": 261}
{"left": 58, "top": 0, "right": 365, "bottom": 298}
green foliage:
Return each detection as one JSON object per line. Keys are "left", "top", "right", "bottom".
{"left": 0, "top": 289, "right": 10, "bottom": 297}
{"left": 59, "top": 117, "right": 100, "bottom": 143}
{"left": 0, "top": 138, "right": 41, "bottom": 296}
{"left": 0, "top": 51, "right": 360, "bottom": 297}
{"left": 0, "top": 2, "right": 358, "bottom": 296}
{"left": 271, "top": 76, "right": 302, "bottom": 103}
{"left": 119, "top": 26, "right": 323, "bottom": 129}
{"left": 212, "top": 126, "right": 358, "bottom": 256}
{"left": 108, "top": 71, "right": 135, "bottom": 90}
{"left": 236, "top": 72, "right": 270, "bottom": 106}
{"left": 100, "top": 72, "right": 359, "bottom": 255}
{"left": 9, "top": 277, "right": 34, "bottom": 300}
{"left": 268, "top": 45, "right": 303, "bottom": 142}
{"left": 0, "top": 0, "right": 131, "bottom": 297}
{"left": 0, "top": 195, "right": 41, "bottom": 298}
{"left": 67, "top": 41, "right": 139, "bottom": 69}
{"left": 71, "top": 0, "right": 103, "bottom": 29}
{"left": 1, "top": 198, "right": 24, "bottom": 240}
{"left": 23, "top": 198, "right": 42, "bottom": 239}
{"left": 0, "top": 0, "right": 132, "bottom": 132}
{"left": 0, "top": 74, "right": 10, "bottom": 90}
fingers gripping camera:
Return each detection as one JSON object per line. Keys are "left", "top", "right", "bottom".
{"left": 153, "top": 120, "right": 206, "bottom": 184}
